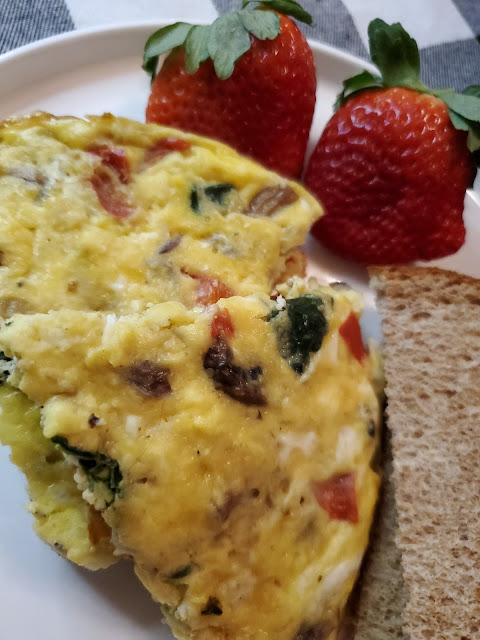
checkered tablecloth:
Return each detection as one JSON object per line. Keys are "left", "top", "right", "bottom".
{"left": 1, "top": 0, "right": 479, "bottom": 90}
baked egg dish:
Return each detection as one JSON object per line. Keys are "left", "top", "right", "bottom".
{"left": 0, "top": 278, "right": 382, "bottom": 640}
{"left": 0, "top": 113, "right": 382, "bottom": 640}
{"left": 0, "top": 113, "right": 319, "bottom": 316}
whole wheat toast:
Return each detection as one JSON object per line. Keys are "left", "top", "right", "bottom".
{"left": 358, "top": 266, "right": 480, "bottom": 639}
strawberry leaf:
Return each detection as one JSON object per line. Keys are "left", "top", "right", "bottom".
{"left": 143, "top": 1, "right": 304, "bottom": 82}
{"left": 335, "top": 70, "right": 383, "bottom": 110}
{"left": 465, "top": 129, "right": 480, "bottom": 156}
{"left": 447, "top": 108, "right": 480, "bottom": 154}
{"left": 239, "top": 9, "right": 280, "bottom": 40}
{"left": 185, "top": 25, "right": 211, "bottom": 73}
{"left": 446, "top": 100, "right": 480, "bottom": 154}
{"left": 336, "top": 18, "right": 480, "bottom": 166}
{"left": 464, "top": 85, "right": 480, "bottom": 99}
{"left": 368, "top": 19, "right": 427, "bottom": 91}
{"left": 335, "top": 19, "right": 430, "bottom": 109}
{"left": 441, "top": 92, "right": 480, "bottom": 122}
{"left": 143, "top": 22, "right": 193, "bottom": 81}
{"left": 467, "top": 124, "right": 480, "bottom": 155}
{"left": 440, "top": 90, "right": 480, "bottom": 154}
{"left": 241, "top": 0, "right": 313, "bottom": 25}
{"left": 208, "top": 13, "right": 251, "bottom": 80}
{"left": 448, "top": 109, "right": 470, "bottom": 132}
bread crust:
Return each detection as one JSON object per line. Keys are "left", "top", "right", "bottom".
{"left": 347, "top": 430, "right": 408, "bottom": 640}
{"left": 365, "top": 265, "right": 480, "bottom": 640}
{"left": 369, "top": 263, "right": 480, "bottom": 297}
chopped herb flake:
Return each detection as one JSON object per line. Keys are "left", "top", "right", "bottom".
{"left": 190, "top": 185, "right": 200, "bottom": 213}
{"left": 204, "top": 183, "right": 235, "bottom": 205}
{"left": 189, "top": 183, "right": 237, "bottom": 214}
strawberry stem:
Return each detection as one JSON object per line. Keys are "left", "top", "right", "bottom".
{"left": 241, "top": 0, "right": 313, "bottom": 25}
{"left": 335, "top": 18, "right": 480, "bottom": 155}
{"left": 143, "top": 1, "right": 312, "bottom": 82}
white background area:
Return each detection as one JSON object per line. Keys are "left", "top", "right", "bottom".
{"left": 342, "top": 0, "right": 474, "bottom": 49}
{"left": 65, "top": 0, "right": 218, "bottom": 28}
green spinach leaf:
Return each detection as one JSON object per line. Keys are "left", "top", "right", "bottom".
{"left": 269, "top": 295, "right": 328, "bottom": 374}
{"left": 52, "top": 436, "right": 122, "bottom": 506}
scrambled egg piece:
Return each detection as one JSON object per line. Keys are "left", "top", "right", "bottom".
{"left": 0, "top": 112, "right": 382, "bottom": 639}
{"left": 0, "top": 385, "right": 115, "bottom": 569}
{"left": 0, "top": 111, "right": 321, "bottom": 574}
{"left": 0, "top": 113, "right": 321, "bottom": 316}
{"left": 0, "top": 281, "right": 381, "bottom": 640}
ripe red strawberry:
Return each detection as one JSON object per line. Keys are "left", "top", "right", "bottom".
{"left": 143, "top": 1, "right": 316, "bottom": 178}
{"left": 305, "top": 20, "right": 479, "bottom": 265}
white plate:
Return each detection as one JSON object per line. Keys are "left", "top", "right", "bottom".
{"left": 0, "top": 23, "right": 478, "bottom": 640}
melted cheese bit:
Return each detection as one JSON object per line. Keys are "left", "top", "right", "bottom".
{"left": 101, "top": 314, "right": 118, "bottom": 345}
{"left": 278, "top": 431, "right": 317, "bottom": 463}
{"left": 335, "top": 426, "right": 362, "bottom": 464}
{"left": 125, "top": 414, "right": 141, "bottom": 438}
{"left": 321, "top": 556, "right": 362, "bottom": 598}
{"left": 110, "top": 276, "right": 127, "bottom": 292}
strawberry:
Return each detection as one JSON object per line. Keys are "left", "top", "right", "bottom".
{"left": 143, "top": 1, "right": 316, "bottom": 178}
{"left": 305, "top": 20, "right": 479, "bottom": 265}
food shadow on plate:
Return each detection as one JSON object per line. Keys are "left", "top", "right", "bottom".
{"left": 304, "top": 234, "right": 382, "bottom": 342}
{"left": 304, "top": 234, "right": 370, "bottom": 293}
{"left": 75, "top": 560, "right": 164, "bottom": 631}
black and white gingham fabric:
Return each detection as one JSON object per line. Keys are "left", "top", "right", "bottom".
{"left": 1, "top": 0, "right": 479, "bottom": 91}
{"left": 0, "top": 0, "right": 73, "bottom": 54}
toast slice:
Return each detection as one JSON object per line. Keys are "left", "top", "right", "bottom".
{"left": 349, "top": 428, "right": 408, "bottom": 640}
{"left": 364, "top": 265, "right": 480, "bottom": 639}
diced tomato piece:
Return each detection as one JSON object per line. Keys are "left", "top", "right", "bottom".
{"left": 88, "top": 144, "right": 130, "bottom": 184}
{"left": 189, "top": 274, "right": 234, "bottom": 306}
{"left": 339, "top": 312, "right": 366, "bottom": 363}
{"left": 211, "top": 308, "right": 234, "bottom": 339}
{"left": 91, "top": 167, "right": 133, "bottom": 219}
{"left": 144, "top": 137, "right": 191, "bottom": 165}
{"left": 313, "top": 473, "right": 359, "bottom": 523}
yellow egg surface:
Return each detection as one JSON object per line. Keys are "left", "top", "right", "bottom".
{"left": 0, "top": 384, "right": 116, "bottom": 569}
{"left": 0, "top": 113, "right": 321, "bottom": 316}
{"left": 0, "top": 280, "right": 381, "bottom": 640}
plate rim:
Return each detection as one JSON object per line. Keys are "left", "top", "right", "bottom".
{"left": 0, "top": 19, "right": 378, "bottom": 75}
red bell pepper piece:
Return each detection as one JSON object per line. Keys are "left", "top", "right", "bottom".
{"left": 339, "top": 312, "right": 366, "bottom": 363}
{"left": 211, "top": 308, "right": 234, "bottom": 339}
{"left": 313, "top": 472, "right": 358, "bottom": 523}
